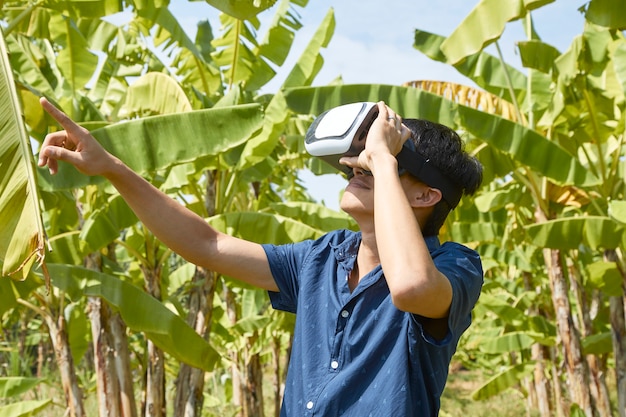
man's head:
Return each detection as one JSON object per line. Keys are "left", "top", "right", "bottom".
{"left": 401, "top": 119, "right": 483, "bottom": 236}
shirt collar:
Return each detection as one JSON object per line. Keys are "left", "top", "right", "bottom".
{"left": 331, "top": 232, "right": 441, "bottom": 265}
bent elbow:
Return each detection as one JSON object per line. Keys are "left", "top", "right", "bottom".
{"left": 387, "top": 273, "right": 452, "bottom": 318}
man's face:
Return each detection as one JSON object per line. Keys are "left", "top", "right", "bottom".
{"left": 340, "top": 168, "right": 375, "bottom": 215}
{"left": 340, "top": 169, "right": 429, "bottom": 218}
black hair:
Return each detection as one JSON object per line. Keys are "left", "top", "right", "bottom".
{"left": 402, "top": 119, "right": 483, "bottom": 236}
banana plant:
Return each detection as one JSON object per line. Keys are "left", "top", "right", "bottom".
{"left": 0, "top": 29, "right": 46, "bottom": 282}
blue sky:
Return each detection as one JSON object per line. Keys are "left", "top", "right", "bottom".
{"left": 170, "top": 0, "right": 586, "bottom": 209}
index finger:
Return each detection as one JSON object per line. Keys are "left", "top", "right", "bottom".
{"left": 40, "top": 97, "right": 82, "bottom": 133}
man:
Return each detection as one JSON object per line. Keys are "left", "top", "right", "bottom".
{"left": 38, "top": 98, "right": 483, "bottom": 416}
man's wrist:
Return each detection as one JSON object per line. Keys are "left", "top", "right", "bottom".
{"left": 369, "top": 152, "right": 398, "bottom": 177}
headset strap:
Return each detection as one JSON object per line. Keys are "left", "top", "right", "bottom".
{"left": 396, "top": 142, "right": 463, "bottom": 208}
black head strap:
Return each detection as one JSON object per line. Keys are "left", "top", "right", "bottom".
{"left": 396, "top": 140, "right": 463, "bottom": 208}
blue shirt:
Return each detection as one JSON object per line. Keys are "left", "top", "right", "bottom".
{"left": 263, "top": 229, "right": 483, "bottom": 417}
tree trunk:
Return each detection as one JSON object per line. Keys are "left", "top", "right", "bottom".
{"left": 549, "top": 346, "right": 567, "bottom": 417}
{"left": 111, "top": 312, "right": 138, "bottom": 417}
{"left": 271, "top": 336, "right": 282, "bottom": 417}
{"left": 244, "top": 346, "right": 264, "bottom": 417}
{"left": 543, "top": 248, "right": 594, "bottom": 416}
{"left": 605, "top": 249, "right": 626, "bottom": 417}
{"left": 224, "top": 284, "right": 244, "bottom": 417}
{"left": 174, "top": 266, "right": 217, "bottom": 417}
{"left": 141, "top": 258, "right": 166, "bottom": 417}
{"left": 144, "top": 341, "right": 165, "bottom": 417}
{"left": 89, "top": 297, "right": 122, "bottom": 417}
{"left": 44, "top": 311, "right": 85, "bottom": 417}
{"left": 610, "top": 295, "right": 626, "bottom": 417}
{"left": 523, "top": 272, "right": 551, "bottom": 416}
{"left": 531, "top": 344, "right": 551, "bottom": 417}
{"left": 86, "top": 247, "right": 138, "bottom": 417}
{"left": 568, "top": 263, "right": 611, "bottom": 417}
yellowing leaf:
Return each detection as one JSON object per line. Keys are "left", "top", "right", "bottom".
{"left": 0, "top": 30, "right": 46, "bottom": 281}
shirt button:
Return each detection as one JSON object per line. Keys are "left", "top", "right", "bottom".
{"left": 306, "top": 401, "right": 314, "bottom": 409}
{"left": 331, "top": 360, "right": 339, "bottom": 369}
{"left": 341, "top": 310, "right": 349, "bottom": 318}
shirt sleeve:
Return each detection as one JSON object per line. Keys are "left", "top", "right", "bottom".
{"left": 414, "top": 242, "right": 484, "bottom": 344}
{"left": 262, "top": 240, "right": 315, "bottom": 314}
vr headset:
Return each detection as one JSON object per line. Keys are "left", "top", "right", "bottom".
{"left": 304, "top": 102, "right": 462, "bottom": 207}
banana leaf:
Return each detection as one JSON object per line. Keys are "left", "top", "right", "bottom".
{"left": 118, "top": 72, "right": 193, "bottom": 117}
{"left": 525, "top": 216, "right": 625, "bottom": 250}
{"left": 0, "top": 30, "right": 46, "bottom": 280}
{"left": 235, "top": 8, "right": 335, "bottom": 170}
{"left": 37, "top": 103, "right": 265, "bottom": 191}
{"left": 283, "top": 84, "right": 600, "bottom": 188}
{"left": 609, "top": 200, "right": 626, "bottom": 223}
{"left": 586, "top": 0, "right": 626, "bottom": 29}
{"left": 203, "top": 0, "right": 279, "bottom": 20}
{"left": 208, "top": 211, "right": 326, "bottom": 244}
{"left": 440, "top": 0, "right": 554, "bottom": 65}
{"left": 0, "top": 377, "right": 41, "bottom": 398}
{"left": 0, "top": 400, "right": 52, "bottom": 417}
{"left": 471, "top": 362, "right": 535, "bottom": 400}
{"left": 47, "top": 263, "right": 220, "bottom": 371}
{"left": 479, "top": 331, "right": 536, "bottom": 354}
{"left": 412, "top": 29, "right": 527, "bottom": 102}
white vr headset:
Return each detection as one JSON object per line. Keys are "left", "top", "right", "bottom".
{"left": 304, "top": 102, "right": 463, "bottom": 207}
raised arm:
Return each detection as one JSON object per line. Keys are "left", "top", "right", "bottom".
{"left": 340, "top": 102, "right": 453, "bottom": 319}
{"left": 38, "top": 98, "right": 278, "bottom": 291}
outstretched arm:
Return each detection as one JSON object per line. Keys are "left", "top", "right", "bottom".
{"left": 38, "top": 98, "right": 278, "bottom": 291}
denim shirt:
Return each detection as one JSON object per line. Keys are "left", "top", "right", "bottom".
{"left": 263, "top": 229, "right": 483, "bottom": 417}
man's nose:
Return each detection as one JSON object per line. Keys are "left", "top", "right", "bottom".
{"left": 349, "top": 167, "right": 373, "bottom": 179}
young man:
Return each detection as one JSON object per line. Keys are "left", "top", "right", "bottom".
{"left": 38, "top": 98, "right": 483, "bottom": 416}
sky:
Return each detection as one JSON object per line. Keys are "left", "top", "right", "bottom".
{"left": 171, "top": 0, "right": 587, "bottom": 210}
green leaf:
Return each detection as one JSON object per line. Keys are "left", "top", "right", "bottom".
{"left": 119, "top": 72, "right": 193, "bottom": 117}
{"left": 413, "top": 29, "right": 527, "bottom": 101}
{"left": 586, "top": 261, "right": 623, "bottom": 296}
{"left": 0, "top": 399, "right": 52, "bottom": 417}
{"left": 266, "top": 202, "right": 357, "bottom": 232}
{"left": 65, "top": 302, "right": 90, "bottom": 365}
{"left": 79, "top": 195, "right": 138, "bottom": 252}
{"left": 518, "top": 40, "right": 561, "bottom": 73}
{"left": 440, "top": 0, "right": 555, "bottom": 65}
{"left": 480, "top": 331, "right": 536, "bottom": 354}
{"left": 472, "top": 363, "right": 535, "bottom": 400}
{"left": 204, "top": 0, "right": 278, "bottom": 20}
{"left": 281, "top": 7, "right": 334, "bottom": 89}
{"left": 283, "top": 84, "right": 600, "bottom": 187}
{"left": 0, "top": 275, "right": 42, "bottom": 317}
{"left": 609, "top": 200, "right": 626, "bottom": 224}
{"left": 586, "top": 0, "right": 626, "bottom": 30}
{"left": 208, "top": 211, "right": 324, "bottom": 245}
{"left": 613, "top": 43, "right": 626, "bottom": 97}
{"left": 0, "top": 31, "right": 46, "bottom": 279}
{"left": 478, "top": 293, "right": 527, "bottom": 327}
{"left": 525, "top": 216, "right": 624, "bottom": 250}
{"left": 0, "top": 377, "right": 41, "bottom": 398}
{"left": 38, "top": 104, "right": 264, "bottom": 190}
{"left": 458, "top": 106, "right": 600, "bottom": 188}
{"left": 236, "top": 8, "right": 334, "bottom": 169}
{"left": 582, "top": 332, "right": 613, "bottom": 355}
{"left": 48, "top": 264, "right": 220, "bottom": 371}
{"left": 48, "top": 13, "right": 99, "bottom": 92}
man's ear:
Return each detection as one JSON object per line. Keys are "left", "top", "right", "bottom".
{"left": 409, "top": 186, "right": 442, "bottom": 209}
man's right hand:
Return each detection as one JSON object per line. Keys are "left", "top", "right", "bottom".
{"left": 38, "top": 97, "right": 118, "bottom": 177}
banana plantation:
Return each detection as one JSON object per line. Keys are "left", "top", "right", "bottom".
{"left": 0, "top": 0, "right": 625, "bottom": 416}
